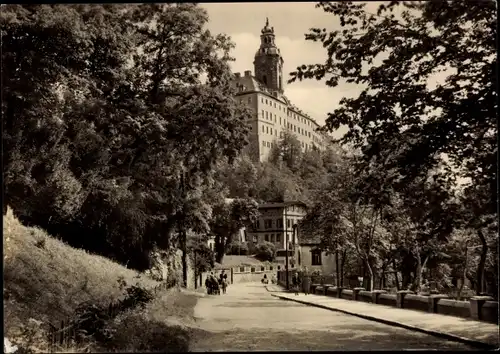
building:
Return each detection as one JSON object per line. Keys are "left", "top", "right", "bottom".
{"left": 231, "top": 18, "right": 330, "bottom": 162}
{"left": 246, "top": 201, "right": 307, "bottom": 267}
{"left": 295, "top": 231, "right": 337, "bottom": 276}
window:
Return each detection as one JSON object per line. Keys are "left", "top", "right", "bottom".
{"left": 261, "top": 98, "right": 264, "bottom": 103}
{"left": 265, "top": 219, "right": 272, "bottom": 228}
{"left": 274, "top": 115, "right": 277, "bottom": 123}
{"left": 277, "top": 265, "right": 281, "bottom": 270}
{"left": 262, "top": 141, "right": 266, "bottom": 146}
{"left": 265, "top": 111, "right": 268, "bottom": 119}
{"left": 287, "top": 219, "right": 291, "bottom": 228}
{"left": 265, "top": 234, "right": 269, "bottom": 242}
{"left": 251, "top": 267, "right": 256, "bottom": 273}
{"left": 274, "top": 102, "right": 276, "bottom": 108}
{"left": 267, "top": 141, "right": 270, "bottom": 148}
{"left": 265, "top": 99, "right": 268, "bottom": 104}
{"left": 276, "top": 219, "right": 283, "bottom": 228}
{"left": 261, "top": 266, "right": 265, "bottom": 271}
{"left": 240, "top": 266, "right": 245, "bottom": 272}
{"left": 308, "top": 132, "right": 311, "bottom": 138}
{"left": 270, "top": 128, "right": 273, "bottom": 135}
{"left": 311, "top": 249, "right": 322, "bottom": 266}
{"left": 298, "top": 252, "right": 301, "bottom": 265}
{"left": 253, "top": 235, "right": 257, "bottom": 243}
{"left": 270, "top": 266, "right": 274, "bottom": 271}
{"left": 266, "top": 126, "right": 269, "bottom": 134}
{"left": 276, "top": 233, "right": 281, "bottom": 243}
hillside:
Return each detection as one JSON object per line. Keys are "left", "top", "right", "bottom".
{"left": 3, "top": 207, "right": 160, "bottom": 340}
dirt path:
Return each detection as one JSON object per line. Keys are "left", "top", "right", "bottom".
{"left": 189, "top": 282, "right": 475, "bottom": 351}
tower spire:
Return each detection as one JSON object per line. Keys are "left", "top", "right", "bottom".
{"left": 266, "top": 17, "right": 269, "bottom": 27}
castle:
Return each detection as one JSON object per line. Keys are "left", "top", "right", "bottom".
{"left": 231, "top": 18, "right": 329, "bottom": 162}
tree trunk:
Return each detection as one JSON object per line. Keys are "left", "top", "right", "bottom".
{"left": 476, "top": 229, "right": 488, "bottom": 295}
{"left": 215, "top": 235, "right": 225, "bottom": 264}
{"left": 457, "top": 243, "right": 469, "bottom": 301}
{"left": 365, "top": 259, "right": 374, "bottom": 291}
{"left": 340, "top": 250, "right": 346, "bottom": 287}
{"left": 181, "top": 229, "right": 187, "bottom": 288}
{"left": 415, "top": 254, "right": 429, "bottom": 294}
{"left": 393, "top": 258, "right": 400, "bottom": 290}
{"left": 334, "top": 243, "right": 340, "bottom": 286}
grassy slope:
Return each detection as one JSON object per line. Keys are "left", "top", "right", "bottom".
{"left": 3, "top": 207, "right": 160, "bottom": 337}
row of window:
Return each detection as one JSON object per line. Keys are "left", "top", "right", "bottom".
{"left": 261, "top": 125, "right": 278, "bottom": 137}
{"left": 261, "top": 97, "right": 284, "bottom": 112}
{"left": 265, "top": 233, "right": 281, "bottom": 243}
{"left": 262, "top": 140, "right": 274, "bottom": 149}
{"left": 252, "top": 218, "right": 299, "bottom": 229}
{"left": 288, "top": 110, "right": 313, "bottom": 127}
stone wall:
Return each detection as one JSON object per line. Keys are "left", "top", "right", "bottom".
{"left": 281, "top": 280, "right": 499, "bottom": 324}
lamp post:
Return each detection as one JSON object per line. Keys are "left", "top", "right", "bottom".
{"left": 285, "top": 204, "right": 289, "bottom": 290}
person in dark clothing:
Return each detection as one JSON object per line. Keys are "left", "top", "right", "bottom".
{"left": 292, "top": 272, "right": 300, "bottom": 295}
{"left": 219, "top": 270, "right": 228, "bottom": 294}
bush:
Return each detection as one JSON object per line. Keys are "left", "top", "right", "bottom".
{"left": 226, "top": 241, "right": 248, "bottom": 255}
{"left": 254, "top": 242, "right": 276, "bottom": 262}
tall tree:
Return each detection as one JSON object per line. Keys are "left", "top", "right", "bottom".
{"left": 1, "top": 4, "right": 252, "bottom": 271}
{"left": 290, "top": 0, "right": 497, "bottom": 223}
{"left": 210, "top": 198, "right": 260, "bottom": 263}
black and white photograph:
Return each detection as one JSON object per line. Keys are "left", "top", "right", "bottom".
{"left": 2, "top": 1, "right": 498, "bottom": 352}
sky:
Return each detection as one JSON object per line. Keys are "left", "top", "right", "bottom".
{"left": 201, "top": 2, "right": 392, "bottom": 135}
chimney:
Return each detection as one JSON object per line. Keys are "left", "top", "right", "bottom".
{"left": 234, "top": 72, "right": 241, "bottom": 78}
{"left": 244, "top": 70, "right": 252, "bottom": 77}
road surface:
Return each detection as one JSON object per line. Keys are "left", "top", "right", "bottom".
{"left": 190, "top": 282, "right": 476, "bottom": 351}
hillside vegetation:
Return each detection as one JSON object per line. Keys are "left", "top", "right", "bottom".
{"left": 3, "top": 207, "right": 160, "bottom": 340}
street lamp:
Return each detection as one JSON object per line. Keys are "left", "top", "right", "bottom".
{"left": 284, "top": 203, "right": 289, "bottom": 290}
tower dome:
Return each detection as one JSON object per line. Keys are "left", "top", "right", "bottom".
{"left": 253, "top": 18, "right": 284, "bottom": 93}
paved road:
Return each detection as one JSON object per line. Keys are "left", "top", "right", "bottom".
{"left": 190, "top": 282, "right": 476, "bottom": 351}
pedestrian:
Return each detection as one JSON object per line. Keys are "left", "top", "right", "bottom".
{"left": 205, "top": 276, "right": 212, "bottom": 295}
{"left": 292, "top": 272, "right": 300, "bottom": 295}
{"left": 302, "top": 266, "right": 311, "bottom": 295}
{"left": 219, "top": 270, "right": 228, "bottom": 294}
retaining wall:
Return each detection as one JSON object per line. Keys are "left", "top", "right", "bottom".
{"left": 275, "top": 271, "right": 498, "bottom": 324}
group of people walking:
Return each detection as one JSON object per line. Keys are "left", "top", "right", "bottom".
{"left": 292, "top": 269, "right": 311, "bottom": 296}
{"left": 205, "top": 270, "right": 228, "bottom": 295}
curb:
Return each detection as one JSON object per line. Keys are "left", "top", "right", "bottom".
{"left": 271, "top": 294, "right": 498, "bottom": 350}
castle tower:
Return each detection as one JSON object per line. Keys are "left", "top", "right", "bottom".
{"left": 253, "top": 18, "right": 284, "bottom": 94}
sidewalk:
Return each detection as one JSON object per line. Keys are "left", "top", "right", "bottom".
{"left": 267, "top": 286, "right": 499, "bottom": 349}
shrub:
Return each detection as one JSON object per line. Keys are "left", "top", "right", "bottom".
{"left": 254, "top": 242, "right": 276, "bottom": 262}
{"left": 226, "top": 241, "right": 248, "bottom": 255}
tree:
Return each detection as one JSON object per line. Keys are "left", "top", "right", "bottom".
{"left": 290, "top": 1, "right": 497, "bottom": 273}
{"left": 1, "top": 4, "right": 252, "bottom": 271}
{"left": 226, "top": 241, "right": 249, "bottom": 256}
{"left": 210, "top": 198, "right": 260, "bottom": 263}
{"left": 188, "top": 233, "right": 215, "bottom": 276}
{"left": 268, "top": 130, "right": 304, "bottom": 172}
{"left": 255, "top": 242, "right": 276, "bottom": 262}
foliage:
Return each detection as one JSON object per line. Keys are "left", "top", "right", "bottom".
{"left": 210, "top": 198, "right": 260, "bottom": 263}
{"left": 254, "top": 241, "right": 276, "bottom": 262}
{"left": 291, "top": 1, "right": 496, "bottom": 206}
{"left": 1, "top": 4, "right": 252, "bottom": 270}
{"left": 289, "top": 0, "right": 496, "bottom": 295}
{"left": 187, "top": 234, "right": 215, "bottom": 274}
{"left": 226, "top": 241, "right": 249, "bottom": 256}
